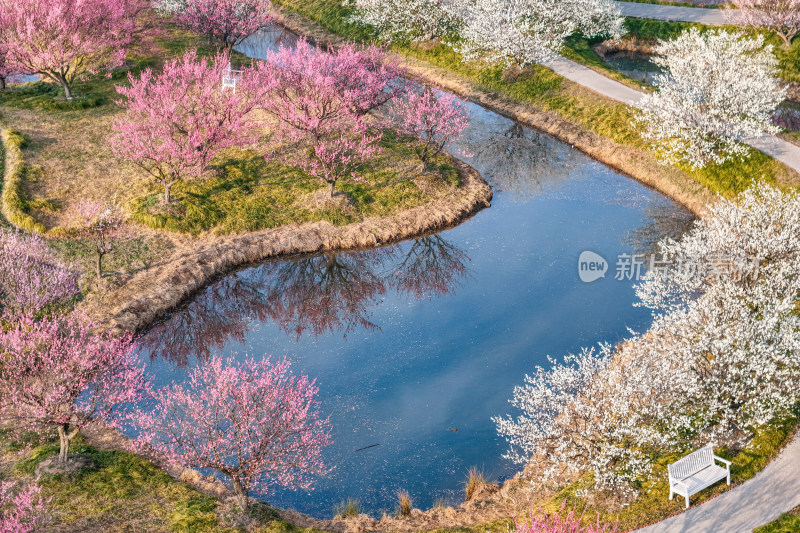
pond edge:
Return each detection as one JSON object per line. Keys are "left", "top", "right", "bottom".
{"left": 84, "top": 159, "right": 492, "bottom": 334}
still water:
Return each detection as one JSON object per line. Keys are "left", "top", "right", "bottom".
{"left": 138, "top": 27, "right": 693, "bottom": 518}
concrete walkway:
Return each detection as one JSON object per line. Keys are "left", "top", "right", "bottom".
{"left": 614, "top": 1, "right": 730, "bottom": 25}
{"left": 635, "top": 434, "right": 800, "bottom": 532}
{"left": 540, "top": 55, "right": 800, "bottom": 174}
{"left": 546, "top": 4, "right": 800, "bottom": 530}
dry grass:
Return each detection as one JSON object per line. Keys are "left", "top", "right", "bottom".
{"left": 0, "top": 127, "right": 47, "bottom": 233}
{"left": 397, "top": 491, "right": 413, "bottom": 517}
{"left": 82, "top": 159, "right": 490, "bottom": 333}
{"left": 464, "top": 467, "right": 487, "bottom": 502}
{"left": 333, "top": 498, "right": 361, "bottom": 519}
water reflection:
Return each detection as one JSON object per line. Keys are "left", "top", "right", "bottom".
{"left": 623, "top": 203, "right": 696, "bottom": 256}
{"left": 455, "top": 119, "right": 576, "bottom": 201}
{"left": 235, "top": 24, "right": 299, "bottom": 58}
{"left": 144, "top": 236, "right": 471, "bottom": 365}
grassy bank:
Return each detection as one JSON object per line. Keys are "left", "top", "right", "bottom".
{"left": 0, "top": 431, "right": 321, "bottom": 533}
{"left": 572, "top": 411, "right": 799, "bottom": 530}
{"left": 273, "top": 0, "right": 798, "bottom": 199}
{"left": 130, "top": 135, "right": 460, "bottom": 236}
{"left": 756, "top": 505, "right": 800, "bottom": 533}
{"left": 0, "top": 16, "right": 459, "bottom": 238}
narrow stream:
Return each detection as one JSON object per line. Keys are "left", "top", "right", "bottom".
{"left": 138, "top": 26, "right": 694, "bottom": 518}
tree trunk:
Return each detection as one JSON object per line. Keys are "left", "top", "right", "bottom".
{"left": 57, "top": 424, "right": 71, "bottom": 464}
{"left": 328, "top": 181, "right": 336, "bottom": 199}
{"left": 0, "top": 77, "right": 6, "bottom": 91}
{"left": 62, "top": 80, "right": 73, "bottom": 101}
{"left": 96, "top": 251, "right": 104, "bottom": 278}
{"left": 164, "top": 181, "right": 173, "bottom": 205}
{"left": 232, "top": 478, "right": 250, "bottom": 514}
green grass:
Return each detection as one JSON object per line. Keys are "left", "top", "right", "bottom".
{"left": 0, "top": 432, "right": 323, "bottom": 533}
{"left": 618, "top": 18, "right": 800, "bottom": 83}
{"left": 755, "top": 505, "right": 800, "bottom": 533}
{"left": 276, "top": 0, "right": 796, "bottom": 198}
{"left": 129, "top": 135, "right": 460, "bottom": 236}
{"left": 545, "top": 411, "right": 800, "bottom": 530}
{"left": 0, "top": 22, "right": 223, "bottom": 112}
{"left": 425, "top": 520, "right": 515, "bottom": 533}
{"left": 0, "top": 127, "right": 48, "bottom": 233}
{"left": 561, "top": 33, "right": 649, "bottom": 90}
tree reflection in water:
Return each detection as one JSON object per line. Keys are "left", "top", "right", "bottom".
{"left": 142, "top": 235, "right": 471, "bottom": 365}
{"left": 457, "top": 122, "right": 576, "bottom": 201}
{"left": 623, "top": 203, "right": 696, "bottom": 257}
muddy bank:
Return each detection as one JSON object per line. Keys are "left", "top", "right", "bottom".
{"left": 274, "top": 8, "right": 717, "bottom": 217}
{"left": 84, "top": 159, "right": 491, "bottom": 334}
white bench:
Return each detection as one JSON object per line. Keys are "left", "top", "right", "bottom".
{"left": 221, "top": 62, "right": 243, "bottom": 94}
{"left": 668, "top": 445, "right": 731, "bottom": 509}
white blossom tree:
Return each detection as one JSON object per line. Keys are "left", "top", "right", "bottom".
{"left": 636, "top": 29, "right": 787, "bottom": 169}
{"left": 496, "top": 183, "right": 800, "bottom": 497}
{"left": 726, "top": 0, "right": 800, "bottom": 48}
{"left": 446, "top": 0, "right": 625, "bottom": 67}
{"left": 347, "top": 0, "right": 458, "bottom": 42}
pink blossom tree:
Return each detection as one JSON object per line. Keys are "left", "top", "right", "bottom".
{"left": 389, "top": 85, "right": 470, "bottom": 165}
{"left": 514, "top": 502, "right": 618, "bottom": 533}
{"left": 130, "top": 355, "right": 331, "bottom": 514}
{"left": 330, "top": 43, "right": 407, "bottom": 117}
{"left": 727, "top": 0, "right": 800, "bottom": 47}
{"left": 111, "top": 50, "right": 258, "bottom": 205}
{"left": 0, "top": 314, "right": 147, "bottom": 464}
{"left": 252, "top": 40, "right": 389, "bottom": 197}
{"left": 0, "top": 228, "right": 79, "bottom": 320}
{"left": 76, "top": 200, "right": 127, "bottom": 278}
{"left": 0, "top": 0, "right": 145, "bottom": 99}
{"left": 0, "top": 47, "right": 16, "bottom": 91}
{"left": 174, "top": 0, "right": 274, "bottom": 52}
{"left": 0, "top": 481, "right": 48, "bottom": 533}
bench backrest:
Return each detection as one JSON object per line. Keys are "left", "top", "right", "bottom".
{"left": 668, "top": 446, "right": 714, "bottom": 480}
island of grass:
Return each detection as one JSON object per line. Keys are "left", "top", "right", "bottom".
{"left": 0, "top": 20, "right": 473, "bottom": 241}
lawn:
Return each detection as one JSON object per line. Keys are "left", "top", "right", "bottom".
{"left": 273, "top": 0, "right": 799, "bottom": 198}
{"left": 0, "top": 16, "right": 461, "bottom": 238}
{"left": 0, "top": 431, "right": 322, "bottom": 533}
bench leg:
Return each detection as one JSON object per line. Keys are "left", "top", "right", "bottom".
{"left": 727, "top": 471, "right": 731, "bottom": 485}
{"left": 669, "top": 489, "right": 674, "bottom": 500}
{"left": 685, "top": 494, "right": 690, "bottom": 509}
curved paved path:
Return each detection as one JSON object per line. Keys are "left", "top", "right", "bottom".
{"left": 540, "top": 54, "right": 800, "bottom": 172}
{"left": 635, "top": 434, "right": 800, "bottom": 532}
{"left": 614, "top": 1, "right": 731, "bottom": 24}
{"left": 547, "top": 6, "right": 800, "bottom": 531}
{"left": 542, "top": 0, "right": 800, "bottom": 175}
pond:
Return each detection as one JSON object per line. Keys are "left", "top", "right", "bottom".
{"left": 137, "top": 26, "right": 694, "bottom": 518}
{"left": 602, "top": 50, "right": 662, "bottom": 85}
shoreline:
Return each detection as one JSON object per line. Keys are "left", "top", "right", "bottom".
{"left": 83, "top": 159, "right": 492, "bottom": 334}
{"left": 273, "top": 6, "right": 717, "bottom": 218}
